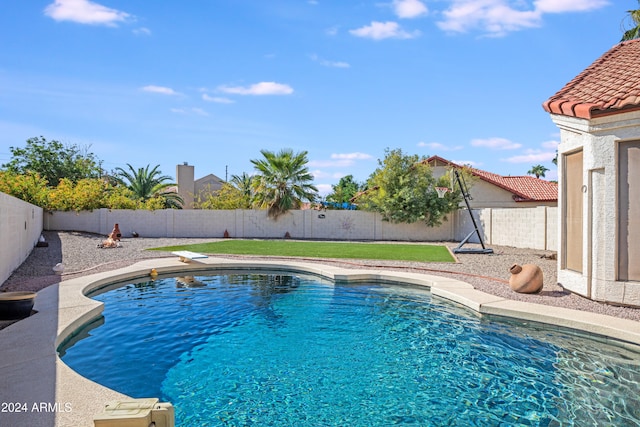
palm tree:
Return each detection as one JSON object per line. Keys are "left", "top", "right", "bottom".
{"left": 230, "top": 172, "right": 254, "bottom": 198}
{"left": 621, "top": 2, "right": 640, "bottom": 41}
{"left": 113, "top": 163, "right": 183, "bottom": 208}
{"left": 527, "top": 164, "right": 549, "bottom": 179}
{"left": 250, "top": 148, "right": 318, "bottom": 219}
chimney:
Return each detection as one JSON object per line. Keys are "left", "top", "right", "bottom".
{"left": 176, "top": 163, "right": 195, "bottom": 209}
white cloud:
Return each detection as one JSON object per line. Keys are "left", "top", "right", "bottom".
{"left": 350, "top": 21, "right": 420, "bottom": 40}
{"left": 452, "top": 159, "right": 480, "bottom": 167}
{"left": 170, "top": 107, "right": 209, "bottom": 116}
{"left": 393, "top": 0, "right": 428, "bottom": 19}
{"left": 502, "top": 139, "right": 558, "bottom": 163}
{"left": 309, "top": 152, "right": 373, "bottom": 168}
{"left": 191, "top": 108, "right": 208, "bottom": 116}
{"left": 44, "top": 0, "right": 132, "bottom": 26}
{"left": 502, "top": 150, "right": 556, "bottom": 163}
{"left": 534, "top": 0, "right": 609, "bottom": 13}
{"left": 471, "top": 137, "right": 522, "bottom": 150}
{"left": 311, "top": 170, "right": 345, "bottom": 179}
{"left": 417, "top": 141, "right": 463, "bottom": 151}
{"left": 437, "top": 0, "right": 608, "bottom": 37}
{"left": 315, "top": 183, "right": 333, "bottom": 196}
{"left": 218, "top": 82, "right": 294, "bottom": 96}
{"left": 325, "top": 26, "right": 339, "bottom": 36}
{"left": 133, "top": 27, "right": 151, "bottom": 36}
{"left": 202, "top": 94, "right": 235, "bottom": 104}
{"left": 140, "top": 85, "right": 180, "bottom": 95}
{"left": 331, "top": 152, "right": 373, "bottom": 160}
{"left": 438, "top": 1, "right": 541, "bottom": 37}
{"left": 309, "top": 54, "right": 350, "bottom": 68}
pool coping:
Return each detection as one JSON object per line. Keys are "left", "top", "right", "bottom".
{"left": 2, "top": 256, "right": 640, "bottom": 426}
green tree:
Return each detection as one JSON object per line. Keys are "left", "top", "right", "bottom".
{"left": 0, "top": 170, "right": 50, "bottom": 206}
{"left": 250, "top": 148, "right": 318, "bottom": 219}
{"left": 47, "top": 178, "right": 105, "bottom": 211}
{"left": 552, "top": 150, "right": 558, "bottom": 166}
{"left": 527, "top": 164, "right": 549, "bottom": 179}
{"left": 2, "top": 136, "right": 103, "bottom": 186}
{"left": 112, "top": 164, "right": 183, "bottom": 209}
{"left": 356, "top": 148, "right": 460, "bottom": 226}
{"left": 326, "top": 175, "right": 364, "bottom": 204}
{"left": 194, "top": 183, "right": 251, "bottom": 209}
{"left": 0, "top": 171, "right": 152, "bottom": 211}
{"left": 230, "top": 172, "right": 254, "bottom": 199}
{"left": 621, "top": 2, "right": 640, "bottom": 41}
{"left": 102, "top": 185, "right": 143, "bottom": 210}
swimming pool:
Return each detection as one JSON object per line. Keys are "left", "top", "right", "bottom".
{"left": 60, "top": 272, "right": 640, "bottom": 426}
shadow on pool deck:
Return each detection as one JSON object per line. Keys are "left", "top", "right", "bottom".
{"left": 537, "top": 289, "right": 573, "bottom": 298}
{"left": 0, "top": 284, "right": 59, "bottom": 426}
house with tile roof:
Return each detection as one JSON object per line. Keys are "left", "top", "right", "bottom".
{"left": 543, "top": 39, "right": 640, "bottom": 306}
{"left": 424, "top": 156, "right": 557, "bottom": 208}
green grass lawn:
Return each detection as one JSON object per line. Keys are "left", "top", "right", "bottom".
{"left": 150, "top": 240, "right": 455, "bottom": 263}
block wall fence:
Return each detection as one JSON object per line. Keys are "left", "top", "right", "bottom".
{"left": 42, "top": 206, "right": 557, "bottom": 251}
{"left": 0, "top": 193, "right": 43, "bottom": 285}
{"left": 2, "top": 197, "right": 557, "bottom": 285}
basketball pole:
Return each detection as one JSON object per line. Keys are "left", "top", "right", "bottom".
{"left": 452, "top": 169, "right": 493, "bottom": 254}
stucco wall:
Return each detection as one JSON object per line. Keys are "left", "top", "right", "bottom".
{"left": 552, "top": 110, "right": 640, "bottom": 306}
{"left": 0, "top": 192, "right": 43, "bottom": 285}
{"left": 43, "top": 207, "right": 555, "bottom": 251}
{"left": 468, "top": 180, "right": 521, "bottom": 208}
{"left": 489, "top": 207, "right": 547, "bottom": 249}
{"left": 44, "top": 208, "right": 455, "bottom": 242}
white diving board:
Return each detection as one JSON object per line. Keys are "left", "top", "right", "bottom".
{"left": 172, "top": 251, "right": 208, "bottom": 263}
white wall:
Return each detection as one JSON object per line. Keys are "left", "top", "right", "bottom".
{"left": 0, "top": 192, "right": 43, "bottom": 285}
{"left": 1, "top": 202, "right": 555, "bottom": 287}
{"left": 44, "top": 206, "right": 556, "bottom": 251}
{"left": 44, "top": 208, "right": 455, "bottom": 242}
{"left": 552, "top": 109, "right": 640, "bottom": 306}
{"left": 488, "top": 207, "right": 548, "bottom": 249}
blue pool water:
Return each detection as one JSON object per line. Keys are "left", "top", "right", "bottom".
{"left": 60, "top": 272, "right": 640, "bottom": 426}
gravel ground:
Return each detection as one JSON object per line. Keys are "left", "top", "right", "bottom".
{"left": 3, "top": 230, "right": 640, "bottom": 322}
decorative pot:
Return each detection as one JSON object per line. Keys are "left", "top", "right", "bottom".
{"left": 0, "top": 292, "right": 37, "bottom": 320}
{"left": 508, "top": 264, "right": 543, "bottom": 294}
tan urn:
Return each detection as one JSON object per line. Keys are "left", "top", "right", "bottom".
{"left": 508, "top": 264, "right": 543, "bottom": 294}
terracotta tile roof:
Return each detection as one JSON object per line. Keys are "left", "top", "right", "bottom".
{"left": 470, "top": 169, "right": 558, "bottom": 202}
{"left": 543, "top": 39, "right": 640, "bottom": 119}
{"left": 424, "top": 156, "right": 558, "bottom": 202}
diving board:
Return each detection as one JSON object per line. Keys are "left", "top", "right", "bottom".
{"left": 172, "top": 251, "right": 208, "bottom": 263}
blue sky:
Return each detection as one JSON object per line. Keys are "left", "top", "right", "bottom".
{"left": 0, "top": 0, "right": 627, "bottom": 195}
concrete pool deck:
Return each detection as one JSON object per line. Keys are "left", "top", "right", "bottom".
{"left": 2, "top": 256, "right": 640, "bottom": 426}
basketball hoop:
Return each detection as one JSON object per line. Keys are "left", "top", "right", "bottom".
{"left": 435, "top": 187, "right": 450, "bottom": 198}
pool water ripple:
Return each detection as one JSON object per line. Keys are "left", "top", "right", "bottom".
{"left": 59, "top": 273, "right": 640, "bottom": 426}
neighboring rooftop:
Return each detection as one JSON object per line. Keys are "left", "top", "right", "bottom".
{"left": 425, "top": 156, "right": 558, "bottom": 202}
{"left": 543, "top": 39, "right": 640, "bottom": 119}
